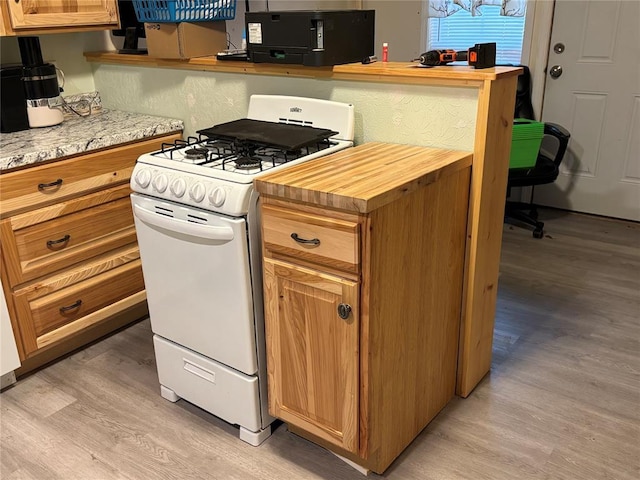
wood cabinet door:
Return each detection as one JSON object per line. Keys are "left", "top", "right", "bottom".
{"left": 263, "top": 258, "right": 359, "bottom": 453}
{"left": 6, "top": 0, "right": 118, "bottom": 30}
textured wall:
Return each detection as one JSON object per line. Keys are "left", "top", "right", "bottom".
{"left": 92, "top": 65, "right": 478, "bottom": 150}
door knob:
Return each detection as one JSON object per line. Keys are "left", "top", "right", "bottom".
{"left": 549, "top": 65, "right": 563, "bottom": 79}
{"left": 337, "top": 303, "right": 352, "bottom": 319}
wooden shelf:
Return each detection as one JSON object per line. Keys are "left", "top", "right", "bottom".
{"left": 84, "top": 52, "right": 521, "bottom": 88}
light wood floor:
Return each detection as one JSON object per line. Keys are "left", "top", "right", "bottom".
{"left": 1, "top": 210, "right": 638, "bottom": 479}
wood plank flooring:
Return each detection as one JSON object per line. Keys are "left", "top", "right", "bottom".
{"left": 1, "top": 209, "right": 638, "bottom": 479}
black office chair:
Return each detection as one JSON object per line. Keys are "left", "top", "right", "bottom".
{"left": 505, "top": 66, "right": 571, "bottom": 238}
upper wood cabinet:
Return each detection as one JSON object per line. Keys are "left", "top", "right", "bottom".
{"left": 1, "top": 0, "right": 119, "bottom": 36}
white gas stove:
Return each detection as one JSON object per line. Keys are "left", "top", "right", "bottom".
{"left": 131, "top": 95, "right": 354, "bottom": 216}
{"left": 130, "top": 95, "right": 354, "bottom": 446}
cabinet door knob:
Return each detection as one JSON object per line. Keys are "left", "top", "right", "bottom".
{"left": 291, "top": 233, "right": 320, "bottom": 246}
{"left": 337, "top": 303, "right": 352, "bottom": 319}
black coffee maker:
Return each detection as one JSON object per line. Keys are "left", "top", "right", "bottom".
{"left": 1, "top": 37, "right": 64, "bottom": 132}
{"left": 19, "top": 37, "right": 64, "bottom": 129}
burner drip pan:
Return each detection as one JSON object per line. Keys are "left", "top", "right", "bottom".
{"left": 184, "top": 147, "right": 209, "bottom": 161}
{"left": 234, "top": 157, "right": 262, "bottom": 170}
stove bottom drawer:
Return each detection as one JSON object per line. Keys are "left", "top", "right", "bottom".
{"left": 153, "top": 335, "right": 263, "bottom": 433}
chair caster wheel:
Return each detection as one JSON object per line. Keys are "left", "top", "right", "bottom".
{"left": 533, "top": 228, "right": 544, "bottom": 239}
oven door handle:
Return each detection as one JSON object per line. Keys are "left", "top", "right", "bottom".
{"left": 133, "top": 205, "right": 234, "bottom": 241}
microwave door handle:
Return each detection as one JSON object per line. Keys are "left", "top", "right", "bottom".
{"left": 133, "top": 204, "right": 234, "bottom": 242}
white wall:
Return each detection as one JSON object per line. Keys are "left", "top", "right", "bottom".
{"left": 363, "top": 0, "right": 426, "bottom": 62}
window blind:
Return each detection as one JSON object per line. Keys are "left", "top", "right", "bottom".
{"left": 427, "top": 6, "right": 526, "bottom": 65}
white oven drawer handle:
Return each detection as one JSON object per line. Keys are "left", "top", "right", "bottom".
{"left": 183, "top": 358, "right": 216, "bottom": 384}
{"left": 133, "top": 205, "right": 234, "bottom": 241}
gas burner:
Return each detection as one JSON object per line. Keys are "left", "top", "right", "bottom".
{"left": 184, "top": 147, "right": 209, "bottom": 161}
{"left": 235, "top": 156, "right": 262, "bottom": 170}
{"left": 203, "top": 140, "right": 233, "bottom": 152}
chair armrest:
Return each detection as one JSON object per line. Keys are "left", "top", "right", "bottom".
{"left": 544, "top": 122, "right": 570, "bottom": 139}
{"left": 543, "top": 122, "right": 571, "bottom": 167}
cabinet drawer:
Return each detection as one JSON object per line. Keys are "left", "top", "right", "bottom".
{"left": 154, "top": 336, "right": 263, "bottom": 433}
{"left": 1, "top": 184, "right": 136, "bottom": 286}
{"left": 13, "top": 254, "right": 144, "bottom": 356}
{"left": 261, "top": 204, "right": 360, "bottom": 273}
{"left": 0, "top": 136, "right": 173, "bottom": 218}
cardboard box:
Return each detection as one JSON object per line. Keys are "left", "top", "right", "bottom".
{"left": 144, "top": 22, "right": 227, "bottom": 59}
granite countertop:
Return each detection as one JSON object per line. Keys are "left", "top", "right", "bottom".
{"left": 0, "top": 109, "right": 184, "bottom": 171}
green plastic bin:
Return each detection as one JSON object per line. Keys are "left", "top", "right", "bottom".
{"left": 509, "top": 118, "right": 544, "bottom": 168}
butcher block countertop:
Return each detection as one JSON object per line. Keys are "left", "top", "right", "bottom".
{"left": 254, "top": 142, "right": 473, "bottom": 214}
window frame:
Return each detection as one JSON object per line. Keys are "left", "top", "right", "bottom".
{"left": 419, "top": 0, "right": 546, "bottom": 114}
{"left": 425, "top": 4, "right": 528, "bottom": 65}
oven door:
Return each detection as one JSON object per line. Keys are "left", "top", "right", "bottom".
{"left": 131, "top": 193, "right": 257, "bottom": 376}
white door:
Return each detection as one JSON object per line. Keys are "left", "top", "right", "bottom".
{"left": 535, "top": 0, "right": 640, "bottom": 221}
{"left": 131, "top": 194, "right": 258, "bottom": 376}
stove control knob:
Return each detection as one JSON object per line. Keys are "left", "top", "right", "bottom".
{"left": 134, "top": 168, "right": 152, "bottom": 189}
{"left": 170, "top": 177, "right": 186, "bottom": 198}
{"left": 189, "top": 182, "right": 206, "bottom": 203}
{"left": 209, "top": 187, "right": 226, "bottom": 207}
{"left": 152, "top": 173, "right": 169, "bottom": 193}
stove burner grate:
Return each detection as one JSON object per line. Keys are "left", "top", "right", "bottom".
{"left": 151, "top": 133, "right": 339, "bottom": 173}
{"left": 202, "top": 140, "right": 234, "bottom": 155}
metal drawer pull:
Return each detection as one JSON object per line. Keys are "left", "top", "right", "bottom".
{"left": 46, "top": 234, "right": 71, "bottom": 248}
{"left": 38, "top": 178, "right": 63, "bottom": 190}
{"left": 59, "top": 299, "right": 82, "bottom": 314}
{"left": 291, "top": 233, "right": 320, "bottom": 246}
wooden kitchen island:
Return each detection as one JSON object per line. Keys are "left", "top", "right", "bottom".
{"left": 255, "top": 142, "right": 472, "bottom": 473}
{"left": 85, "top": 53, "right": 521, "bottom": 397}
